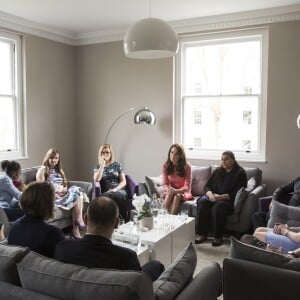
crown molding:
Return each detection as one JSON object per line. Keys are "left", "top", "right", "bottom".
{"left": 0, "top": 11, "right": 76, "bottom": 45}
{"left": 1, "top": 4, "right": 300, "bottom": 46}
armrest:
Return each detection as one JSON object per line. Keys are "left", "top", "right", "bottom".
{"left": 175, "top": 262, "right": 222, "bottom": 300}
{"left": 249, "top": 184, "right": 266, "bottom": 212}
{"left": 258, "top": 196, "right": 272, "bottom": 213}
{"left": 69, "top": 181, "right": 93, "bottom": 200}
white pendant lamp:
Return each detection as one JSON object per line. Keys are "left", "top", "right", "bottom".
{"left": 123, "top": 1, "right": 179, "bottom": 59}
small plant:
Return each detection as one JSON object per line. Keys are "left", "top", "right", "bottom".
{"left": 138, "top": 207, "right": 153, "bottom": 220}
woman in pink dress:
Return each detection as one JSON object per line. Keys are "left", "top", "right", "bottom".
{"left": 162, "top": 144, "right": 193, "bottom": 215}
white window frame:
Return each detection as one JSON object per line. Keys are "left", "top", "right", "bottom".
{"left": 0, "top": 30, "right": 26, "bottom": 160}
{"left": 174, "top": 28, "right": 268, "bottom": 162}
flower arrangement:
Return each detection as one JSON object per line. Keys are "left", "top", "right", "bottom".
{"left": 132, "top": 194, "right": 153, "bottom": 220}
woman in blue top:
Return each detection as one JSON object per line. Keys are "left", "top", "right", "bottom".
{"left": 8, "top": 181, "right": 65, "bottom": 258}
{"left": 0, "top": 160, "right": 24, "bottom": 221}
{"left": 94, "top": 144, "right": 129, "bottom": 221}
{"left": 36, "top": 148, "right": 87, "bottom": 239}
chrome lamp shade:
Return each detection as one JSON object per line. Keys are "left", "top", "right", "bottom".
{"left": 123, "top": 18, "right": 179, "bottom": 59}
{"left": 134, "top": 107, "right": 156, "bottom": 124}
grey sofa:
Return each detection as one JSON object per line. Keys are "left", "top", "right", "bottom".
{"left": 0, "top": 166, "right": 93, "bottom": 234}
{"left": 0, "top": 243, "right": 222, "bottom": 300}
{"left": 139, "top": 165, "right": 266, "bottom": 234}
{"left": 223, "top": 257, "right": 300, "bottom": 300}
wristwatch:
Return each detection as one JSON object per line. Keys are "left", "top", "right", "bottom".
{"left": 287, "top": 251, "right": 297, "bottom": 258}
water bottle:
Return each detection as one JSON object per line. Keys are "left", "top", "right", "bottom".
{"left": 130, "top": 217, "right": 140, "bottom": 250}
{"left": 151, "top": 193, "right": 159, "bottom": 217}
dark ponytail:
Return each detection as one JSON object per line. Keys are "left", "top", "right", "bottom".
{"left": 1, "top": 160, "right": 21, "bottom": 177}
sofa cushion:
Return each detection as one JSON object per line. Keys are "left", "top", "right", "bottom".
{"left": 234, "top": 187, "right": 249, "bottom": 214}
{"left": 20, "top": 166, "right": 40, "bottom": 184}
{"left": 153, "top": 243, "right": 197, "bottom": 300}
{"left": 191, "top": 166, "right": 212, "bottom": 196}
{"left": 0, "top": 244, "right": 29, "bottom": 285}
{"left": 145, "top": 175, "right": 163, "bottom": 197}
{"left": 17, "top": 251, "right": 154, "bottom": 300}
{"left": 267, "top": 200, "right": 300, "bottom": 228}
{"left": 229, "top": 236, "right": 300, "bottom": 272}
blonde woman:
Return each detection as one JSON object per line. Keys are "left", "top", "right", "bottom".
{"left": 94, "top": 144, "right": 130, "bottom": 221}
{"left": 36, "top": 148, "right": 86, "bottom": 239}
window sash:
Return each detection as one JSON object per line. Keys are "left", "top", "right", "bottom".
{"left": 0, "top": 30, "right": 26, "bottom": 160}
{"left": 174, "top": 28, "right": 268, "bottom": 162}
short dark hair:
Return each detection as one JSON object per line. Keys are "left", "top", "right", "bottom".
{"left": 20, "top": 182, "right": 55, "bottom": 220}
{"left": 87, "top": 196, "right": 118, "bottom": 229}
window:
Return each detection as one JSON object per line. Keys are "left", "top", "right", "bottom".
{"left": 0, "top": 30, "right": 25, "bottom": 160}
{"left": 174, "top": 28, "right": 268, "bottom": 161}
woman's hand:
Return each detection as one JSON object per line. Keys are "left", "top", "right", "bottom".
{"left": 274, "top": 223, "right": 289, "bottom": 235}
{"left": 206, "top": 191, "right": 216, "bottom": 201}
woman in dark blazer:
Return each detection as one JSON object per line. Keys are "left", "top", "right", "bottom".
{"left": 195, "top": 151, "right": 247, "bottom": 246}
{"left": 8, "top": 181, "right": 65, "bottom": 258}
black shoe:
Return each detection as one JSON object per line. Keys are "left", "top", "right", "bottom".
{"left": 195, "top": 235, "right": 207, "bottom": 244}
{"left": 240, "top": 234, "right": 267, "bottom": 249}
{"left": 212, "top": 238, "right": 223, "bottom": 247}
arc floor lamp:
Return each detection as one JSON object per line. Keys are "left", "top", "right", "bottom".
{"left": 104, "top": 106, "right": 156, "bottom": 144}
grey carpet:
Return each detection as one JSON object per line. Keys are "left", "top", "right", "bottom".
{"left": 194, "top": 238, "right": 230, "bottom": 300}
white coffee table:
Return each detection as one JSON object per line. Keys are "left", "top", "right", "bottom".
{"left": 115, "top": 216, "right": 195, "bottom": 267}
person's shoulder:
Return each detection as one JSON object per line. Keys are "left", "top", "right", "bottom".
{"left": 112, "top": 243, "right": 138, "bottom": 257}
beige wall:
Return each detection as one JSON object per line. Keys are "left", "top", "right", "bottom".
{"left": 21, "top": 35, "right": 76, "bottom": 177}
{"left": 19, "top": 20, "right": 300, "bottom": 193}
{"left": 75, "top": 42, "right": 173, "bottom": 183}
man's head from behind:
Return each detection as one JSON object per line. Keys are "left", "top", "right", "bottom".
{"left": 86, "top": 196, "right": 119, "bottom": 234}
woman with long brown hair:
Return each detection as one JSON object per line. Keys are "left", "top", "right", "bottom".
{"left": 36, "top": 148, "right": 87, "bottom": 239}
{"left": 162, "top": 144, "right": 193, "bottom": 215}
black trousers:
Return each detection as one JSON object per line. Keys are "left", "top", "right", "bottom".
{"left": 3, "top": 201, "right": 24, "bottom": 221}
{"left": 102, "top": 189, "right": 129, "bottom": 222}
{"left": 142, "top": 260, "right": 165, "bottom": 281}
{"left": 196, "top": 196, "right": 233, "bottom": 238}
{"left": 252, "top": 211, "right": 270, "bottom": 231}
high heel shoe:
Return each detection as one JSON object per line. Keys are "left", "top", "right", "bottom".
{"left": 69, "top": 230, "right": 82, "bottom": 240}
{"left": 75, "top": 220, "right": 86, "bottom": 230}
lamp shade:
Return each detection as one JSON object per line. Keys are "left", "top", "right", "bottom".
{"left": 134, "top": 107, "right": 156, "bottom": 124}
{"left": 123, "top": 18, "right": 179, "bottom": 59}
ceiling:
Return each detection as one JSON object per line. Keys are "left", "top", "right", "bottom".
{"left": 0, "top": 0, "right": 300, "bottom": 44}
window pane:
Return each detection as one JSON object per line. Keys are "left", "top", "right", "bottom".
{"left": 184, "top": 40, "right": 261, "bottom": 96}
{"left": 183, "top": 96, "right": 259, "bottom": 152}
{"left": 0, "top": 97, "right": 16, "bottom": 151}
{"left": 0, "top": 40, "right": 12, "bottom": 95}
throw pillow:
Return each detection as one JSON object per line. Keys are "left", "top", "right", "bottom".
{"left": 246, "top": 177, "right": 256, "bottom": 192}
{"left": 229, "top": 236, "right": 300, "bottom": 272}
{"left": 267, "top": 200, "right": 300, "bottom": 228}
{"left": 153, "top": 242, "right": 197, "bottom": 300}
{"left": 0, "top": 244, "right": 29, "bottom": 285}
{"left": 234, "top": 187, "right": 249, "bottom": 214}
{"left": 145, "top": 175, "right": 163, "bottom": 196}
{"left": 17, "top": 251, "right": 154, "bottom": 300}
